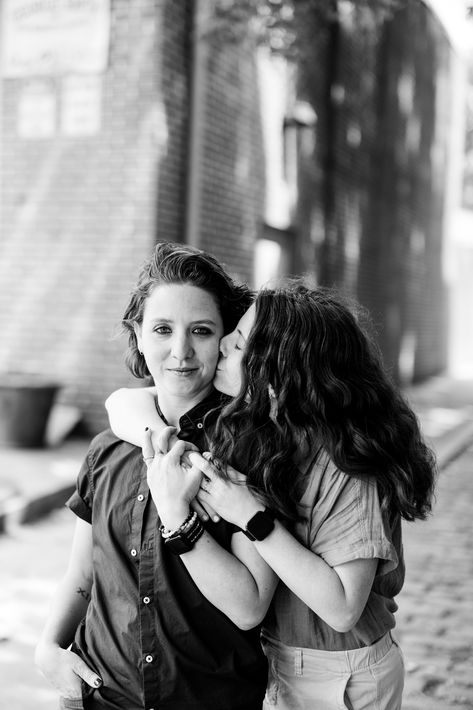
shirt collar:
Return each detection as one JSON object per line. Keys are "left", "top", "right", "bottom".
{"left": 156, "top": 389, "right": 226, "bottom": 433}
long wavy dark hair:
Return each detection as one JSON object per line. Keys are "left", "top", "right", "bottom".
{"left": 211, "top": 282, "right": 437, "bottom": 523}
{"left": 122, "top": 241, "right": 253, "bottom": 378}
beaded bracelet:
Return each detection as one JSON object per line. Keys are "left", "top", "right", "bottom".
{"left": 159, "top": 510, "right": 196, "bottom": 540}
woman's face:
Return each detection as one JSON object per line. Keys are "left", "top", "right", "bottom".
{"left": 213, "top": 304, "right": 256, "bottom": 397}
{"left": 135, "top": 283, "right": 224, "bottom": 403}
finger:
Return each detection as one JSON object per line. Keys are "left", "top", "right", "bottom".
{"left": 156, "top": 426, "right": 178, "bottom": 454}
{"left": 190, "top": 498, "right": 209, "bottom": 522}
{"left": 194, "top": 494, "right": 220, "bottom": 523}
{"left": 71, "top": 654, "right": 102, "bottom": 689}
{"left": 166, "top": 439, "right": 189, "bottom": 463}
{"left": 142, "top": 428, "right": 155, "bottom": 464}
{"left": 188, "top": 452, "right": 218, "bottom": 478}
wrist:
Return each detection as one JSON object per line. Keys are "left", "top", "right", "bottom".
{"left": 239, "top": 502, "right": 265, "bottom": 531}
{"left": 241, "top": 507, "right": 275, "bottom": 542}
{"left": 158, "top": 505, "right": 190, "bottom": 531}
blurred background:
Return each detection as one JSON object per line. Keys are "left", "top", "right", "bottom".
{"left": 0, "top": 1, "right": 473, "bottom": 709}
{"left": 0, "top": 0, "right": 472, "bottom": 434}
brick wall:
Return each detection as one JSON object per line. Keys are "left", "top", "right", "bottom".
{"left": 198, "top": 35, "right": 265, "bottom": 284}
{"left": 0, "top": 0, "right": 192, "bottom": 433}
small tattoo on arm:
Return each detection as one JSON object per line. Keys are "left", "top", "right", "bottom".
{"left": 77, "top": 587, "right": 91, "bottom": 602}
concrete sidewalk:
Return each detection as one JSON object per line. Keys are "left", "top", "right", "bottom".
{"left": 1, "top": 375, "right": 473, "bottom": 534}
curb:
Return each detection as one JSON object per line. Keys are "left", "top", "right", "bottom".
{"left": 432, "top": 419, "right": 473, "bottom": 470}
{"left": 0, "top": 483, "right": 75, "bottom": 534}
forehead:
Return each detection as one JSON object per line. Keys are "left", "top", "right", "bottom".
{"left": 237, "top": 304, "right": 256, "bottom": 337}
{"left": 143, "top": 283, "right": 220, "bottom": 319}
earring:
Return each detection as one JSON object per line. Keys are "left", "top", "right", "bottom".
{"left": 268, "top": 384, "right": 278, "bottom": 423}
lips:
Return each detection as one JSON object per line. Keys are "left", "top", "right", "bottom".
{"left": 168, "top": 368, "right": 197, "bottom": 374}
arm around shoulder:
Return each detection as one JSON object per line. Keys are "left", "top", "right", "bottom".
{"left": 105, "top": 386, "right": 163, "bottom": 446}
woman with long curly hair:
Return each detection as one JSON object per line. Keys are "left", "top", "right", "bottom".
{"left": 107, "top": 281, "right": 437, "bottom": 710}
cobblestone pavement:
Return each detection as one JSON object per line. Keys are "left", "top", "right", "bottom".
{"left": 1, "top": 447, "right": 472, "bottom": 709}
{"left": 397, "top": 444, "right": 473, "bottom": 710}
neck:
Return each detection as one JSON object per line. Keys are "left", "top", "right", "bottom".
{"left": 156, "top": 385, "right": 214, "bottom": 428}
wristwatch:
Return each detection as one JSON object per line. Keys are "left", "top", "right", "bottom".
{"left": 242, "top": 508, "right": 275, "bottom": 541}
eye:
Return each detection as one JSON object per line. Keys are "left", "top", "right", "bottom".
{"left": 193, "top": 326, "right": 214, "bottom": 336}
{"left": 153, "top": 325, "right": 171, "bottom": 335}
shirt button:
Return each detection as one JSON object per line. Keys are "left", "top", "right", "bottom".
{"left": 137, "top": 494, "right": 144, "bottom": 502}
{"left": 197, "top": 422, "right": 203, "bottom": 429}
{"left": 130, "top": 548, "right": 137, "bottom": 557}
{"left": 145, "top": 654, "right": 153, "bottom": 663}
{"left": 143, "top": 596, "right": 150, "bottom": 604}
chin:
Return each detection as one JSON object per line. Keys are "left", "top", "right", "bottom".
{"left": 214, "top": 375, "right": 238, "bottom": 398}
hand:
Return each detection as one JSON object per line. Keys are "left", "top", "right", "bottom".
{"left": 142, "top": 427, "right": 220, "bottom": 524}
{"left": 35, "top": 642, "right": 102, "bottom": 699}
{"left": 143, "top": 428, "right": 204, "bottom": 529}
{"left": 188, "top": 452, "right": 264, "bottom": 529}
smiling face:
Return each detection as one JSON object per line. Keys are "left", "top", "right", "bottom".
{"left": 135, "top": 283, "right": 224, "bottom": 414}
{"left": 213, "top": 304, "right": 256, "bottom": 397}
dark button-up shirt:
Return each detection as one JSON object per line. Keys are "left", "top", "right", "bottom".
{"left": 67, "top": 390, "right": 266, "bottom": 710}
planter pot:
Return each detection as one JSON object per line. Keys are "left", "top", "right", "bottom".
{"left": 0, "top": 375, "right": 60, "bottom": 448}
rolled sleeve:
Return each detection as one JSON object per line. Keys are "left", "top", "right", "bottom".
{"left": 66, "top": 451, "right": 94, "bottom": 524}
{"left": 305, "top": 465, "right": 398, "bottom": 572}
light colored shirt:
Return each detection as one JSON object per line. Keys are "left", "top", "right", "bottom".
{"left": 263, "top": 450, "right": 404, "bottom": 651}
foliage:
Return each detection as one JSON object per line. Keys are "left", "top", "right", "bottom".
{"left": 204, "top": 0, "right": 406, "bottom": 56}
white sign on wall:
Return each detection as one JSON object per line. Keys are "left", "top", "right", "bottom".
{"left": 60, "top": 74, "right": 102, "bottom": 136}
{"left": 17, "top": 81, "right": 57, "bottom": 138}
{"left": 1, "top": 0, "right": 111, "bottom": 78}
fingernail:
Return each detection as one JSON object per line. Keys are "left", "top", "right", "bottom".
{"left": 213, "top": 515, "right": 220, "bottom": 522}
{"left": 94, "top": 678, "right": 102, "bottom": 687}
{"left": 145, "top": 427, "right": 149, "bottom": 431}
{"left": 201, "top": 514, "right": 209, "bottom": 521}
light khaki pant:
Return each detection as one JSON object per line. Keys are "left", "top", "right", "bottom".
{"left": 262, "top": 632, "right": 404, "bottom": 710}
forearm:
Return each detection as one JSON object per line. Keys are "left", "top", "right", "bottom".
{"left": 38, "top": 569, "right": 92, "bottom": 650}
{"left": 253, "top": 522, "right": 372, "bottom": 632}
{"left": 180, "top": 531, "right": 274, "bottom": 630}
{"left": 105, "top": 387, "right": 162, "bottom": 446}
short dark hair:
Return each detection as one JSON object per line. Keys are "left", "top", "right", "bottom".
{"left": 122, "top": 241, "right": 253, "bottom": 378}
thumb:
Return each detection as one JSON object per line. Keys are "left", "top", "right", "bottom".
{"left": 156, "top": 425, "right": 178, "bottom": 454}
{"left": 71, "top": 655, "right": 102, "bottom": 689}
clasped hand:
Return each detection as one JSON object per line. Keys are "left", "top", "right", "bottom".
{"left": 142, "top": 428, "right": 262, "bottom": 530}
{"left": 142, "top": 427, "right": 219, "bottom": 527}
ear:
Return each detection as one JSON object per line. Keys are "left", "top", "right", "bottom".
{"left": 133, "top": 322, "right": 143, "bottom": 354}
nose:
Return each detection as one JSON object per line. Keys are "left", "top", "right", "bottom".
{"left": 171, "top": 332, "right": 194, "bottom": 360}
{"left": 219, "top": 334, "right": 230, "bottom": 358}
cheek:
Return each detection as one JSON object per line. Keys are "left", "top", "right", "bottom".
{"left": 201, "top": 339, "right": 221, "bottom": 369}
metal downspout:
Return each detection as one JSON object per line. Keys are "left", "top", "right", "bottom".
{"left": 185, "top": 0, "right": 212, "bottom": 248}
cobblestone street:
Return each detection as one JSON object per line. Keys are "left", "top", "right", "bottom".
{"left": 0, "top": 446, "right": 472, "bottom": 709}
{"left": 397, "top": 445, "right": 473, "bottom": 709}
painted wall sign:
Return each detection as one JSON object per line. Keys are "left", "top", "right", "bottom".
{"left": 1, "top": 0, "right": 111, "bottom": 77}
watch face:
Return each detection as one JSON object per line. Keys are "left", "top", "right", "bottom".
{"left": 164, "top": 534, "right": 193, "bottom": 555}
{"left": 246, "top": 510, "right": 274, "bottom": 541}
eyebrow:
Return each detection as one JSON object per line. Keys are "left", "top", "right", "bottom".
{"left": 237, "top": 328, "right": 247, "bottom": 341}
{"left": 150, "top": 318, "right": 219, "bottom": 325}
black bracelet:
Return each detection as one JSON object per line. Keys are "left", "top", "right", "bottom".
{"left": 163, "top": 516, "right": 205, "bottom": 555}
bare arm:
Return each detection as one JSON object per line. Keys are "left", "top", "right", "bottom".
{"left": 106, "top": 387, "right": 219, "bottom": 523}
{"left": 105, "top": 386, "right": 161, "bottom": 446}
{"left": 35, "top": 518, "right": 102, "bottom": 697}
{"left": 192, "top": 453, "right": 378, "bottom": 633}
{"left": 145, "top": 432, "right": 278, "bottom": 629}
